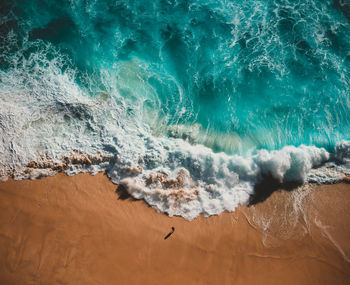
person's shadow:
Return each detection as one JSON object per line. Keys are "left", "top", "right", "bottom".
{"left": 164, "top": 227, "right": 175, "bottom": 240}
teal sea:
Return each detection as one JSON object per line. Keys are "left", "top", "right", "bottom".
{"left": 0, "top": 0, "right": 349, "bottom": 219}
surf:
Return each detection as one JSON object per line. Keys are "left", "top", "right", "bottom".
{"left": 0, "top": 0, "right": 349, "bottom": 219}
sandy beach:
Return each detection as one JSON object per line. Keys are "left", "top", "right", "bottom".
{"left": 0, "top": 173, "right": 349, "bottom": 285}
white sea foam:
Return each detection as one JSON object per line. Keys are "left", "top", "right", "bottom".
{"left": 0, "top": 42, "right": 349, "bottom": 220}
{"left": 118, "top": 142, "right": 331, "bottom": 219}
{"left": 334, "top": 140, "right": 350, "bottom": 163}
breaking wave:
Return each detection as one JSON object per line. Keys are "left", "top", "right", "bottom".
{"left": 0, "top": 0, "right": 349, "bottom": 219}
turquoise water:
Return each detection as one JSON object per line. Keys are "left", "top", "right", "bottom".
{"left": 2, "top": 0, "right": 349, "bottom": 153}
{"left": 1, "top": 0, "right": 350, "bottom": 218}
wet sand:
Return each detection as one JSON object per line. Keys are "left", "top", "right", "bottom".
{"left": 0, "top": 173, "right": 349, "bottom": 285}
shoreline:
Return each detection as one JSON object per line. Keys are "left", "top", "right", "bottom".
{"left": 0, "top": 172, "right": 349, "bottom": 284}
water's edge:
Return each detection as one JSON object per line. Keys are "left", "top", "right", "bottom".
{"left": 1, "top": 140, "right": 349, "bottom": 220}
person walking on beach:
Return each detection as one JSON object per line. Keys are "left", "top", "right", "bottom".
{"left": 164, "top": 227, "right": 175, "bottom": 240}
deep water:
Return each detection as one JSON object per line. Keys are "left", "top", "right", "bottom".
{"left": 0, "top": 0, "right": 349, "bottom": 219}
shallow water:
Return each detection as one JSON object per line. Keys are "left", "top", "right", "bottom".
{"left": 0, "top": 0, "right": 349, "bottom": 219}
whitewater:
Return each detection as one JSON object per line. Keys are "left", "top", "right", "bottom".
{"left": 0, "top": 0, "right": 349, "bottom": 219}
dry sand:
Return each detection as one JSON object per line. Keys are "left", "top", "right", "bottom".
{"left": 0, "top": 173, "right": 349, "bottom": 285}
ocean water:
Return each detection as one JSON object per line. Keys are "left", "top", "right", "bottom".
{"left": 0, "top": 0, "right": 349, "bottom": 219}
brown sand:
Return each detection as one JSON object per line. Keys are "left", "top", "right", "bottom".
{"left": 0, "top": 173, "right": 349, "bottom": 285}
